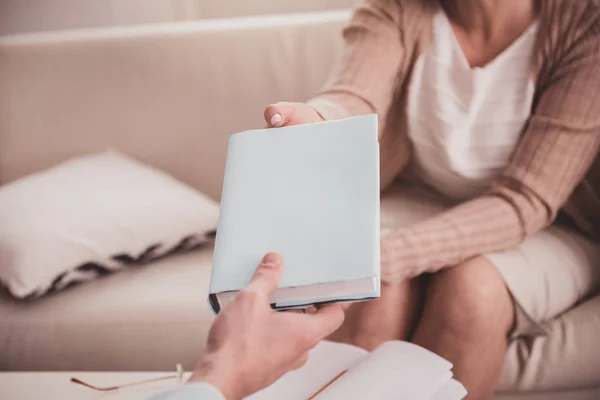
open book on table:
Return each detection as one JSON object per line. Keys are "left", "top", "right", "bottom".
{"left": 247, "top": 340, "right": 467, "bottom": 400}
{"left": 88, "top": 340, "right": 465, "bottom": 400}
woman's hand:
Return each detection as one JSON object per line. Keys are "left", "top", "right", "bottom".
{"left": 264, "top": 102, "right": 324, "bottom": 128}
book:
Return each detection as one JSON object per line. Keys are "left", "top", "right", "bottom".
{"left": 88, "top": 341, "right": 465, "bottom": 400}
{"left": 248, "top": 340, "right": 467, "bottom": 400}
{"left": 209, "top": 115, "right": 380, "bottom": 313}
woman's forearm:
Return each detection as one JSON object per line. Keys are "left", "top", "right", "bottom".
{"left": 379, "top": 192, "right": 543, "bottom": 283}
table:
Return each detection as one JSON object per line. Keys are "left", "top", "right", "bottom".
{"left": 0, "top": 372, "right": 187, "bottom": 400}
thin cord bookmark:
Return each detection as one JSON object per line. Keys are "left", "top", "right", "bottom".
{"left": 307, "top": 369, "right": 348, "bottom": 400}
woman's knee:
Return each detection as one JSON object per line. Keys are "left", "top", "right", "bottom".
{"left": 331, "top": 277, "right": 425, "bottom": 349}
{"left": 426, "top": 257, "right": 514, "bottom": 336}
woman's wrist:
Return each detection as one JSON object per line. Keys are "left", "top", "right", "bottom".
{"left": 380, "top": 231, "right": 424, "bottom": 283}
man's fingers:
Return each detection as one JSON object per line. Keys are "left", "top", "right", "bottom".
{"left": 245, "top": 252, "right": 284, "bottom": 297}
{"left": 264, "top": 102, "right": 296, "bottom": 127}
{"left": 290, "top": 352, "right": 310, "bottom": 371}
{"left": 303, "top": 303, "right": 346, "bottom": 338}
{"left": 285, "top": 309, "right": 306, "bottom": 314}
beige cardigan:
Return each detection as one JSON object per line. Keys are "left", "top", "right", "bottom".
{"left": 307, "top": 0, "right": 600, "bottom": 282}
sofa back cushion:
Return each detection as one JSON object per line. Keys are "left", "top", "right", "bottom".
{"left": 0, "top": 11, "right": 348, "bottom": 199}
{"left": 1, "top": 0, "right": 355, "bottom": 35}
{"left": 189, "top": 0, "right": 356, "bottom": 19}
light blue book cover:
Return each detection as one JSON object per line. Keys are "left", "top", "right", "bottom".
{"left": 209, "top": 115, "right": 380, "bottom": 312}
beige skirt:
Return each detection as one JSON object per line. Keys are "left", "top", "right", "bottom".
{"left": 380, "top": 182, "right": 600, "bottom": 338}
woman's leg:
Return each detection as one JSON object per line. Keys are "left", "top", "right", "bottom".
{"left": 329, "top": 276, "right": 426, "bottom": 350}
{"left": 411, "top": 257, "right": 514, "bottom": 400}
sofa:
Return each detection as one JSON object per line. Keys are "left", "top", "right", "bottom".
{"left": 0, "top": 0, "right": 357, "bottom": 35}
{"left": 0, "top": 8, "right": 599, "bottom": 400}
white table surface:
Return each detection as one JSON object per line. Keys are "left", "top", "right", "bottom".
{"left": 0, "top": 372, "right": 188, "bottom": 400}
{"left": 3, "top": 372, "right": 600, "bottom": 400}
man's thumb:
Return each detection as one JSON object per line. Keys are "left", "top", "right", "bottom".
{"left": 245, "top": 252, "right": 284, "bottom": 296}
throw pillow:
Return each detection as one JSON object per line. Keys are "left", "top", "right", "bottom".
{"left": 0, "top": 151, "right": 219, "bottom": 299}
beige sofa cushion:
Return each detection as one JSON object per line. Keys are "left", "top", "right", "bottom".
{"left": 0, "top": 0, "right": 356, "bottom": 35}
{"left": 0, "top": 11, "right": 350, "bottom": 199}
{"left": 0, "top": 249, "right": 215, "bottom": 371}
{"left": 186, "top": 0, "right": 357, "bottom": 19}
{"left": 499, "top": 294, "right": 600, "bottom": 392}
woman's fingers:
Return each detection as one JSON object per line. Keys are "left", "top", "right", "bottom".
{"left": 264, "top": 102, "right": 324, "bottom": 128}
{"left": 264, "top": 102, "right": 297, "bottom": 127}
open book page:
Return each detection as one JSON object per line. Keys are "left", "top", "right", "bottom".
{"left": 246, "top": 341, "right": 368, "bottom": 400}
{"left": 429, "top": 379, "right": 468, "bottom": 400}
{"left": 313, "top": 341, "right": 454, "bottom": 400}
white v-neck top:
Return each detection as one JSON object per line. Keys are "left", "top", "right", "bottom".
{"left": 406, "top": 12, "right": 539, "bottom": 201}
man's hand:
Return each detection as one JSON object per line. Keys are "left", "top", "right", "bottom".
{"left": 264, "top": 102, "right": 324, "bottom": 128}
{"left": 188, "top": 253, "right": 345, "bottom": 400}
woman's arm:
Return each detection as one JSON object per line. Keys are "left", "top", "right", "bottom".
{"left": 380, "top": 19, "right": 600, "bottom": 283}
{"left": 307, "top": 0, "right": 408, "bottom": 120}
{"left": 264, "top": 0, "right": 416, "bottom": 185}
{"left": 264, "top": 0, "right": 410, "bottom": 136}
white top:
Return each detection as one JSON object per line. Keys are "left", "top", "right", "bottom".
{"left": 406, "top": 12, "right": 539, "bottom": 201}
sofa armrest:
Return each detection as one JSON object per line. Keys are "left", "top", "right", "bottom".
{"left": 500, "top": 293, "right": 600, "bottom": 392}
{"left": 0, "top": 11, "right": 349, "bottom": 199}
